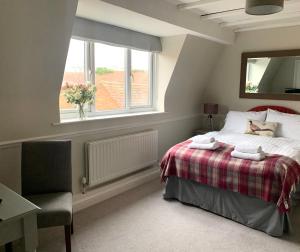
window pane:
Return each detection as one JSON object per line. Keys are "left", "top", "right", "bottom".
{"left": 94, "top": 43, "right": 125, "bottom": 111}
{"left": 131, "top": 50, "right": 151, "bottom": 107}
{"left": 60, "top": 39, "right": 85, "bottom": 110}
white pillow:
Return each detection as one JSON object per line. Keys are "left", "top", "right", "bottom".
{"left": 266, "top": 109, "right": 300, "bottom": 140}
{"left": 221, "top": 110, "right": 267, "bottom": 134}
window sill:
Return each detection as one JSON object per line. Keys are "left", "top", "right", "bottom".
{"left": 52, "top": 111, "right": 165, "bottom": 126}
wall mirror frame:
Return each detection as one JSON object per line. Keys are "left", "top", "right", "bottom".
{"left": 240, "top": 49, "right": 300, "bottom": 101}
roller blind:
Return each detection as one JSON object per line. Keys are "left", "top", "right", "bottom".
{"left": 72, "top": 17, "right": 162, "bottom": 52}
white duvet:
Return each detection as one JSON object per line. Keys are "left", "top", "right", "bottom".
{"left": 192, "top": 131, "right": 300, "bottom": 164}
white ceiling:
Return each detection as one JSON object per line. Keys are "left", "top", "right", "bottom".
{"left": 77, "top": 0, "right": 194, "bottom": 37}
{"left": 77, "top": 0, "right": 300, "bottom": 43}
{"left": 168, "top": 0, "right": 300, "bottom": 32}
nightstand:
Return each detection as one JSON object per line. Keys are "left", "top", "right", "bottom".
{"left": 193, "top": 129, "right": 209, "bottom": 136}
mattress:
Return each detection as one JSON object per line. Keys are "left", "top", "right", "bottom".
{"left": 198, "top": 131, "right": 300, "bottom": 164}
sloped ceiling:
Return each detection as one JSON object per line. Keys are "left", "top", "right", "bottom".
{"left": 78, "top": 0, "right": 235, "bottom": 44}
{"left": 77, "top": 0, "right": 192, "bottom": 37}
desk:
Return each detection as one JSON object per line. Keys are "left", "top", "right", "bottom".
{"left": 0, "top": 183, "right": 40, "bottom": 252}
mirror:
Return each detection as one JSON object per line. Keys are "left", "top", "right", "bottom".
{"left": 240, "top": 49, "right": 300, "bottom": 100}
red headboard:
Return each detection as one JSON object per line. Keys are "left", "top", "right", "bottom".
{"left": 249, "top": 106, "right": 298, "bottom": 114}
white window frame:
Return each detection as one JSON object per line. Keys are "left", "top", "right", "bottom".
{"left": 60, "top": 38, "right": 156, "bottom": 120}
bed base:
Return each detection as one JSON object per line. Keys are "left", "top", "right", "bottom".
{"left": 164, "top": 176, "right": 292, "bottom": 236}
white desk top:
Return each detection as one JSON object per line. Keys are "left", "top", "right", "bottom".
{"left": 0, "top": 183, "right": 40, "bottom": 223}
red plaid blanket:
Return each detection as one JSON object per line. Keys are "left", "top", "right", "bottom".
{"left": 160, "top": 140, "right": 300, "bottom": 212}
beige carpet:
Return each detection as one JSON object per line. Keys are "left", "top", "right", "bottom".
{"left": 11, "top": 179, "right": 300, "bottom": 252}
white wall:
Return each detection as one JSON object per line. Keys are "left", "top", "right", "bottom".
{"left": 204, "top": 26, "right": 300, "bottom": 112}
{"left": 0, "top": 1, "right": 223, "bottom": 195}
{"left": 165, "top": 35, "right": 224, "bottom": 116}
{"left": 157, "top": 35, "right": 186, "bottom": 111}
{"left": 0, "top": 0, "right": 78, "bottom": 141}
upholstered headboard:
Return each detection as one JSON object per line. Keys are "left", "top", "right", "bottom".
{"left": 248, "top": 106, "right": 298, "bottom": 114}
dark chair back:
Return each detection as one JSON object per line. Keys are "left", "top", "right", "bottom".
{"left": 21, "top": 140, "right": 72, "bottom": 196}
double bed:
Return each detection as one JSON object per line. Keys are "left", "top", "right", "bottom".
{"left": 160, "top": 106, "right": 300, "bottom": 236}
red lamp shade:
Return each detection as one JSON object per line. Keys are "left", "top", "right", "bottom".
{"left": 204, "top": 103, "right": 218, "bottom": 115}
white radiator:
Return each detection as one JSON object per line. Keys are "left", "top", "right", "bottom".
{"left": 84, "top": 130, "right": 158, "bottom": 188}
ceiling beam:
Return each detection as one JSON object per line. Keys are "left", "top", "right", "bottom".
{"left": 200, "top": 8, "right": 245, "bottom": 20}
{"left": 100, "top": 0, "right": 235, "bottom": 44}
{"left": 222, "top": 12, "right": 300, "bottom": 28}
{"left": 235, "top": 20, "right": 300, "bottom": 32}
{"left": 177, "top": 0, "right": 223, "bottom": 10}
{"left": 201, "top": 0, "right": 300, "bottom": 21}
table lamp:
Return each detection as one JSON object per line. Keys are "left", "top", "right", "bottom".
{"left": 204, "top": 103, "right": 218, "bottom": 131}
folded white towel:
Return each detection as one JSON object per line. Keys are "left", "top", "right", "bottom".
{"left": 231, "top": 150, "right": 265, "bottom": 161}
{"left": 235, "top": 143, "right": 262, "bottom": 154}
{"left": 188, "top": 141, "right": 220, "bottom": 150}
{"left": 193, "top": 135, "right": 215, "bottom": 144}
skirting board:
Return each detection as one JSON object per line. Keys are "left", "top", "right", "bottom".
{"left": 73, "top": 166, "right": 160, "bottom": 212}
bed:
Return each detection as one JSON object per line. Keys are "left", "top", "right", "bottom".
{"left": 160, "top": 106, "right": 300, "bottom": 236}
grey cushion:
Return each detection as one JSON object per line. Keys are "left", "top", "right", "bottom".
{"left": 26, "top": 192, "right": 72, "bottom": 228}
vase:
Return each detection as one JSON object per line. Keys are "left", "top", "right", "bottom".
{"left": 78, "top": 104, "right": 85, "bottom": 119}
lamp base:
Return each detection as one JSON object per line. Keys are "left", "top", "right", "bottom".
{"left": 208, "top": 114, "right": 214, "bottom": 131}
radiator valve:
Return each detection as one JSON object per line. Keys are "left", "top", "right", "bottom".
{"left": 81, "top": 176, "right": 87, "bottom": 194}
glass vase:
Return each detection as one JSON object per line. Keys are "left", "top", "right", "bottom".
{"left": 78, "top": 104, "right": 85, "bottom": 120}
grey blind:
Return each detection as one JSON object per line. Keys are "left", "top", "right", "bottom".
{"left": 72, "top": 17, "right": 162, "bottom": 52}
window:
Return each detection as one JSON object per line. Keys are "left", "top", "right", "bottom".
{"left": 60, "top": 38, "right": 155, "bottom": 119}
{"left": 131, "top": 49, "right": 151, "bottom": 107}
{"left": 94, "top": 42, "right": 126, "bottom": 111}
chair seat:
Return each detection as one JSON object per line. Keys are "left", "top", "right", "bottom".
{"left": 26, "top": 192, "right": 72, "bottom": 228}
